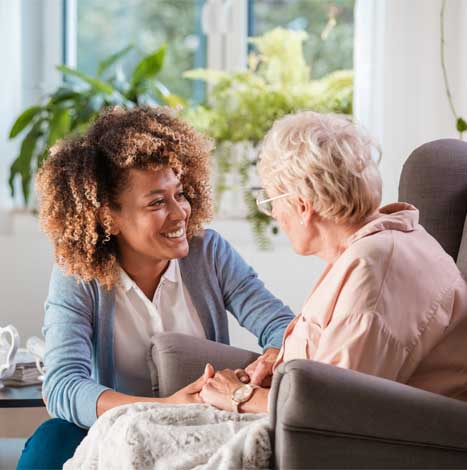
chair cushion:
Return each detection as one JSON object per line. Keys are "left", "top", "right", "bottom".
{"left": 150, "top": 332, "right": 260, "bottom": 397}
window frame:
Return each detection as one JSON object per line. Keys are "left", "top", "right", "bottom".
{"left": 65, "top": 0, "right": 249, "bottom": 74}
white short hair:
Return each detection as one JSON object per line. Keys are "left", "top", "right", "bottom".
{"left": 257, "top": 111, "right": 382, "bottom": 225}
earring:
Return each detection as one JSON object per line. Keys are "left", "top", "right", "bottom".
{"left": 300, "top": 219, "right": 305, "bottom": 226}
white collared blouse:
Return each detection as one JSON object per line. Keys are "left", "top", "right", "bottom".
{"left": 114, "top": 259, "right": 206, "bottom": 396}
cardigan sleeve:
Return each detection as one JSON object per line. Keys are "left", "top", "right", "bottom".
{"left": 41, "top": 265, "right": 110, "bottom": 429}
{"left": 210, "top": 231, "right": 295, "bottom": 350}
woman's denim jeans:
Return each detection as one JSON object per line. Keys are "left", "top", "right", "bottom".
{"left": 17, "top": 418, "right": 87, "bottom": 469}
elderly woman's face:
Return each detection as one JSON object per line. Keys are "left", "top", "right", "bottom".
{"left": 269, "top": 190, "right": 310, "bottom": 255}
{"left": 109, "top": 167, "right": 191, "bottom": 264}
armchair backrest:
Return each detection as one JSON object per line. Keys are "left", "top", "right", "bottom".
{"left": 399, "top": 139, "right": 467, "bottom": 278}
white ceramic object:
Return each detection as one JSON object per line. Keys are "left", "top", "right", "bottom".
{"left": 26, "top": 336, "right": 46, "bottom": 378}
{"left": 0, "top": 325, "right": 20, "bottom": 389}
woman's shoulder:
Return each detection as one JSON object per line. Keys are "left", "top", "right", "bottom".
{"left": 187, "top": 229, "right": 230, "bottom": 256}
{"left": 50, "top": 263, "right": 96, "bottom": 287}
{"left": 48, "top": 263, "right": 104, "bottom": 305}
{"left": 339, "top": 231, "right": 394, "bottom": 278}
{"left": 350, "top": 228, "right": 394, "bottom": 255}
{"left": 184, "top": 229, "right": 250, "bottom": 277}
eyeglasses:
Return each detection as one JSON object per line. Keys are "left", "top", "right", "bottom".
{"left": 255, "top": 189, "right": 290, "bottom": 216}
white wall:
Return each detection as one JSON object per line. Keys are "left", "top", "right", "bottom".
{"left": 0, "top": 214, "right": 53, "bottom": 346}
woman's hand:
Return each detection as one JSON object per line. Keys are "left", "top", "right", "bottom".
{"left": 97, "top": 365, "right": 214, "bottom": 416}
{"left": 236, "top": 348, "right": 280, "bottom": 386}
{"left": 169, "top": 363, "right": 215, "bottom": 405}
{"left": 200, "top": 369, "right": 244, "bottom": 411}
{"left": 200, "top": 368, "right": 270, "bottom": 414}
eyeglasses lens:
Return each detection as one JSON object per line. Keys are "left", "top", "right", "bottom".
{"left": 256, "top": 190, "right": 272, "bottom": 216}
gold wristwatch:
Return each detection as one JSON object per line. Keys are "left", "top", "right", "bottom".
{"left": 231, "top": 384, "right": 258, "bottom": 413}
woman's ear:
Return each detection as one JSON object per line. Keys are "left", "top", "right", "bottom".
{"left": 296, "top": 196, "right": 315, "bottom": 226}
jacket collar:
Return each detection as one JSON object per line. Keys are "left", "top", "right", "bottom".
{"left": 345, "top": 202, "right": 419, "bottom": 247}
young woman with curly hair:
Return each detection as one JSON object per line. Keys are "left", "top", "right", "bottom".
{"left": 17, "top": 106, "right": 293, "bottom": 469}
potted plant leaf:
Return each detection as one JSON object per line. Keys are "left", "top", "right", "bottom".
{"left": 183, "top": 27, "right": 353, "bottom": 247}
{"left": 8, "top": 44, "right": 183, "bottom": 207}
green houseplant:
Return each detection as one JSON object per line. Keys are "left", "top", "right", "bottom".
{"left": 183, "top": 27, "right": 353, "bottom": 247}
{"left": 8, "top": 44, "right": 182, "bottom": 206}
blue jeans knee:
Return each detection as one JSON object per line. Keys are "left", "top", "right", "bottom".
{"left": 17, "top": 418, "right": 88, "bottom": 470}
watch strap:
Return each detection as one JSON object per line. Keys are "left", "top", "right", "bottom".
{"left": 231, "top": 384, "right": 258, "bottom": 413}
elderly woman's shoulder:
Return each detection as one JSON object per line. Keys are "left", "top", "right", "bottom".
{"left": 333, "top": 232, "right": 397, "bottom": 295}
{"left": 344, "top": 231, "right": 395, "bottom": 268}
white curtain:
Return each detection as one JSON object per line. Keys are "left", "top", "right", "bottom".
{"left": 0, "top": 1, "right": 22, "bottom": 210}
{"left": 354, "top": 0, "right": 467, "bottom": 204}
{"left": 0, "top": 0, "right": 63, "bottom": 211}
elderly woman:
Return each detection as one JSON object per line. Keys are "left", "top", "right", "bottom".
{"left": 200, "top": 111, "right": 467, "bottom": 414}
{"left": 17, "top": 106, "right": 294, "bottom": 469}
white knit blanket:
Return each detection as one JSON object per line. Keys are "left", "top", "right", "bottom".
{"left": 64, "top": 403, "right": 271, "bottom": 470}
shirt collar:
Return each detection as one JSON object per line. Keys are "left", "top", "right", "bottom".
{"left": 161, "top": 259, "right": 178, "bottom": 283}
{"left": 119, "top": 268, "right": 134, "bottom": 292}
{"left": 345, "top": 202, "right": 419, "bottom": 248}
{"left": 119, "top": 259, "right": 179, "bottom": 292}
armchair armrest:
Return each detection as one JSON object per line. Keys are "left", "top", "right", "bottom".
{"left": 270, "top": 360, "right": 467, "bottom": 469}
{"left": 150, "top": 332, "right": 260, "bottom": 397}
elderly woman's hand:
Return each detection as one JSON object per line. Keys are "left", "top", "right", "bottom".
{"left": 236, "top": 347, "right": 279, "bottom": 386}
{"left": 200, "top": 369, "right": 244, "bottom": 412}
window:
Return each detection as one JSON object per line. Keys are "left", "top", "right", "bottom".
{"left": 251, "top": 0, "right": 354, "bottom": 78}
{"left": 71, "top": 1, "right": 354, "bottom": 101}
{"left": 75, "top": 0, "right": 206, "bottom": 101}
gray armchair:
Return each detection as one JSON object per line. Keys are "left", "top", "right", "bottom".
{"left": 151, "top": 139, "right": 467, "bottom": 469}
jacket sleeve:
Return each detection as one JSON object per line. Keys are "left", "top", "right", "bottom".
{"left": 41, "top": 265, "right": 110, "bottom": 429}
{"left": 211, "top": 231, "right": 295, "bottom": 350}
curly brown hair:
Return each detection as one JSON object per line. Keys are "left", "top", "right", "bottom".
{"left": 36, "top": 106, "right": 213, "bottom": 289}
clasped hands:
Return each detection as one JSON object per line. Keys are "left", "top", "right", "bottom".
{"left": 170, "top": 348, "right": 279, "bottom": 413}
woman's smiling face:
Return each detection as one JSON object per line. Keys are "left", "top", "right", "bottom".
{"left": 109, "top": 167, "right": 191, "bottom": 265}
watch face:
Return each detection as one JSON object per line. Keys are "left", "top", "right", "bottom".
{"left": 233, "top": 385, "right": 253, "bottom": 402}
